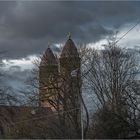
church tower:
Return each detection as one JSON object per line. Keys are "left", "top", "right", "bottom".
{"left": 59, "top": 36, "right": 81, "bottom": 137}
{"left": 39, "top": 37, "right": 82, "bottom": 138}
{"left": 39, "top": 47, "right": 58, "bottom": 107}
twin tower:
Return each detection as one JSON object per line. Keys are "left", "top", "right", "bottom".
{"left": 39, "top": 37, "right": 81, "bottom": 111}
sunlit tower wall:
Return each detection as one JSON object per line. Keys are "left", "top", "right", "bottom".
{"left": 59, "top": 37, "right": 81, "bottom": 137}
{"left": 39, "top": 47, "right": 58, "bottom": 108}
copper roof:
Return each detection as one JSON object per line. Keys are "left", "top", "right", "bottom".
{"left": 60, "top": 38, "right": 79, "bottom": 58}
{"left": 40, "top": 47, "right": 58, "bottom": 66}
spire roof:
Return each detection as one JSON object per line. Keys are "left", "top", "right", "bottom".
{"left": 60, "top": 38, "right": 79, "bottom": 58}
{"left": 40, "top": 47, "right": 57, "bottom": 66}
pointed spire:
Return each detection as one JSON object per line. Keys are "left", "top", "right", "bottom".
{"left": 40, "top": 43, "right": 57, "bottom": 66}
{"left": 60, "top": 35, "right": 79, "bottom": 58}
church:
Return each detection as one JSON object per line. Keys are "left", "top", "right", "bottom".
{"left": 0, "top": 36, "right": 82, "bottom": 139}
{"left": 39, "top": 36, "right": 81, "bottom": 111}
{"left": 39, "top": 36, "right": 82, "bottom": 138}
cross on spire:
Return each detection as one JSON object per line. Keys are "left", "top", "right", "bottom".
{"left": 67, "top": 32, "right": 71, "bottom": 39}
{"left": 47, "top": 41, "right": 51, "bottom": 48}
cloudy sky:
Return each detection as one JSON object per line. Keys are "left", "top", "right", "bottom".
{"left": 0, "top": 1, "right": 140, "bottom": 59}
{"left": 0, "top": 1, "right": 140, "bottom": 94}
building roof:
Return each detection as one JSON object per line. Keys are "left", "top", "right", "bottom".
{"left": 60, "top": 38, "right": 79, "bottom": 58}
{"left": 0, "top": 105, "right": 52, "bottom": 120}
{"left": 40, "top": 47, "right": 58, "bottom": 66}
{"left": 0, "top": 105, "right": 54, "bottom": 138}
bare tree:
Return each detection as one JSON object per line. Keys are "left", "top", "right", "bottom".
{"left": 83, "top": 40, "right": 140, "bottom": 138}
{"left": 23, "top": 44, "right": 91, "bottom": 139}
{"left": 0, "top": 67, "right": 21, "bottom": 138}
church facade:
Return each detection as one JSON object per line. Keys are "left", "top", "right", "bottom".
{"left": 39, "top": 37, "right": 81, "bottom": 111}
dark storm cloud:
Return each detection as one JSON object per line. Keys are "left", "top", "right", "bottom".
{"left": 0, "top": 1, "right": 140, "bottom": 58}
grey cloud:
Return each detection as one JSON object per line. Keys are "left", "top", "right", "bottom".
{"left": 3, "top": 1, "right": 134, "bottom": 40}
{"left": 0, "top": 37, "right": 61, "bottom": 59}
{"left": 2, "top": 65, "right": 33, "bottom": 92}
{"left": 9, "top": 65, "right": 21, "bottom": 72}
{"left": 0, "top": 1, "right": 140, "bottom": 58}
